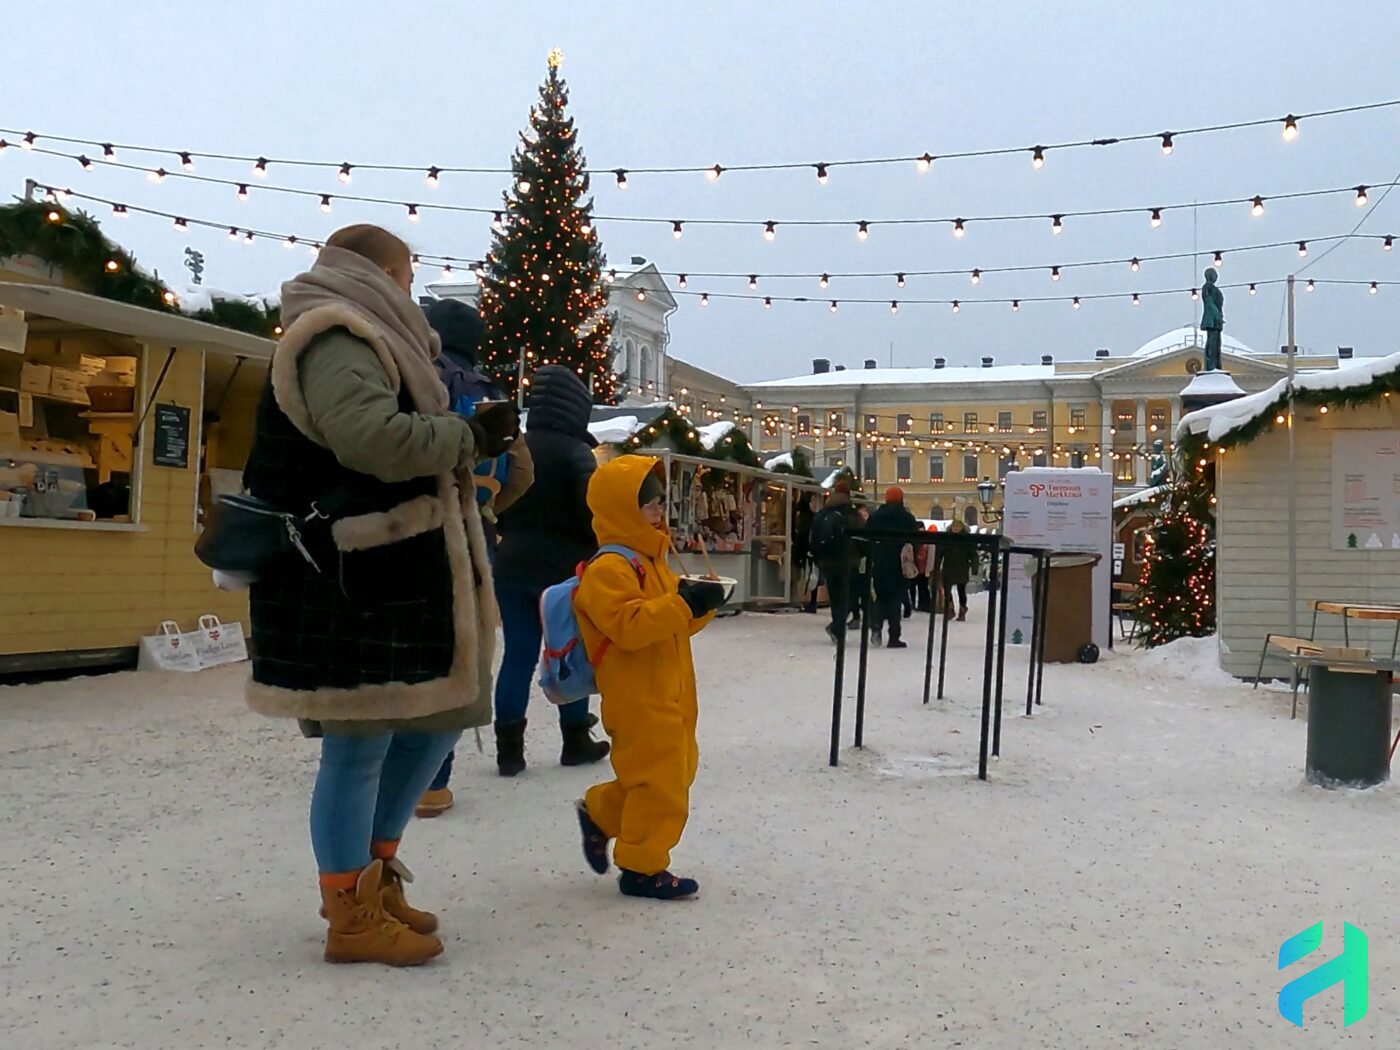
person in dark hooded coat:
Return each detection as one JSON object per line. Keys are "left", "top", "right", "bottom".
{"left": 488, "top": 365, "right": 610, "bottom": 775}
{"left": 865, "top": 486, "right": 920, "bottom": 648}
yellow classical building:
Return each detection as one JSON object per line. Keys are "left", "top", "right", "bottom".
{"left": 737, "top": 328, "right": 1351, "bottom": 524}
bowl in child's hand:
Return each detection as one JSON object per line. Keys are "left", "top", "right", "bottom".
{"left": 681, "top": 574, "right": 737, "bottom": 604}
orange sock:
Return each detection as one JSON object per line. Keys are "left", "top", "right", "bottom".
{"left": 318, "top": 869, "right": 362, "bottom": 892}
{"left": 371, "top": 839, "right": 399, "bottom": 861}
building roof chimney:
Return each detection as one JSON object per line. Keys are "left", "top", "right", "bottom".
{"left": 630, "top": 255, "right": 646, "bottom": 266}
{"left": 864, "top": 359, "right": 878, "bottom": 369}
{"left": 981, "top": 356, "right": 994, "bottom": 368}
{"left": 934, "top": 357, "right": 946, "bottom": 370}
{"left": 1095, "top": 348, "right": 1111, "bottom": 359}
{"left": 1041, "top": 354, "right": 1053, "bottom": 366}
{"left": 834, "top": 364, "right": 846, "bottom": 371}
{"left": 1339, "top": 346, "right": 1354, "bottom": 360}
{"left": 812, "top": 358, "right": 831, "bottom": 374}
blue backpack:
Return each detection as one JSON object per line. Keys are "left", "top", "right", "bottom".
{"left": 538, "top": 545, "right": 643, "bottom": 704}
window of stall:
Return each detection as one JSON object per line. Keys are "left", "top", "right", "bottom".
{"left": 197, "top": 353, "right": 267, "bottom": 526}
{"left": 0, "top": 315, "right": 143, "bottom": 525}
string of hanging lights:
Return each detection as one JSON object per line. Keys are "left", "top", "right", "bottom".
{"left": 3, "top": 98, "right": 1395, "bottom": 183}
{"left": 18, "top": 144, "right": 1388, "bottom": 239}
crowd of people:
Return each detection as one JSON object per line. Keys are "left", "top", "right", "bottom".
{"left": 237, "top": 224, "right": 724, "bottom": 968}
{"left": 801, "top": 483, "right": 982, "bottom": 648}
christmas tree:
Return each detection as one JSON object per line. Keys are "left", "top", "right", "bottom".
{"left": 479, "top": 49, "right": 616, "bottom": 405}
{"left": 1134, "top": 453, "right": 1216, "bottom": 647}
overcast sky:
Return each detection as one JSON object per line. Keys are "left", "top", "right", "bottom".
{"left": 6, "top": 1, "right": 1397, "bottom": 381}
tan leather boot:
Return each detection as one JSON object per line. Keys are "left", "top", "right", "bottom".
{"left": 379, "top": 856, "right": 438, "bottom": 935}
{"left": 320, "top": 860, "right": 443, "bottom": 966}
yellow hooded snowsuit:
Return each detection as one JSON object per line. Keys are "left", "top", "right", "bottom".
{"left": 577, "top": 456, "right": 713, "bottom": 875}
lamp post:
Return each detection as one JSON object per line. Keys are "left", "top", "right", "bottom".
{"left": 977, "top": 476, "right": 1004, "bottom": 526}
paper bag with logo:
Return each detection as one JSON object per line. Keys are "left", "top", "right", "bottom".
{"left": 138, "top": 620, "right": 204, "bottom": 673}
{"left": 191, "top": 614, "right": 248, "bottom": 669}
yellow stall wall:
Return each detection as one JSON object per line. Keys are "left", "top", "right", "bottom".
{"left": 0, "top": 346, "right": 248, "bottom": 658}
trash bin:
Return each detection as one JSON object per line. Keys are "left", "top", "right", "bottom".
{"left": 1031, "top": 553, "right": 1102, "bottom": 663}
{"left": 1304, "top": 661, "right": 1393, "bottom": 788}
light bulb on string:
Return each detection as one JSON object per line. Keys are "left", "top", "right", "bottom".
{"left": 1011, "top": 300, "right": 1020, "bottom": 312}
{"left": 1051, "top": 214, "right": 1063, "bottom": 235}
{"left": 492, "top": 211, "right": 504, "bottom": 231}
{"left": 1031, "top": 145, "right": 1045, "bottom": 169}
{"left": 952, "top": 218, "right": 966, "bottom": 238}
{"left": 320, "top": 194, "right": 332, "bottom": 213}
{"left": 21, "top": 132, "right": 36, "bottom": 150}
{"left": 706, "top": 164, "right": 723, "bottom": 181}
{"left": 101, "top": 143, "right": 115, "bottom": 159}
{"left": 764, "top": 221, "right": 777, "bottom": 241}
{"left": 970, "top": 269, "right": 981, "bottom": 285}
{"left": 1132, "top": 293, "right": 1141, "bottom": 305}
{"left": 672, "top": 220, "right": 684, "bottom": 239}
{"left": 1282, "top": 114, "right": 1299, "bottom": 141}
{"left": 677, "top": 273, "right": 688, "bottom": 289}
{"left": 1160, "top": 132, "right": 1174, "bottom": 156}
{"left": 148, "top": 167, "right": 167, "bottom": 183}
{"left": 227, "top": 226, "right": 240, "bottom": 241}
{"left": 1248, "top": 283, "right": 1257, "bottom": 295}
{"left": 829, "top": 300, "right": 838, "bottom": 313}
{"left": 1251, "top": 195, "right": 1265, "bottom": 217}
{"left": 1150, "top": 208, "right": 1162, "bottom": 228}
{"left": 819, "top": 273, "right": 830, "bottom": 289}
{"left": 815, "top": 163, "right": 829, "bottom": 185}
{"left": 748, "top": 275, "right": 759, "bottom": 290}
{"left": 764, "top": 296, "right": 773, "bottom": 310}
{"left": 1297, "top": 241, "right": 1308, "bottom": 257}
{"left": 1385, "top": 235, "right": 1394, "bottom": 251}
{"left": 517, "top": 178, "right": 531, "bottom": 194}
{"left": 916, "top": 152, "right": 933, "bottom": 173}
{"left": 179, "top": 151, "right": 195, "bottom": 172}
{"left": 337, "top": 163, "right": 352, "bottom": 184}
{"left": 246, "top": 230, "right": 256, "bottom": 245}
{"left": 1129, "top": 257, "right": 1141, "bottom": 272}
{"left": 407, "top": 204, "right": 420, "bottom": 222}
{"left": 614, "top": 169, "right": 628, "bottom": 189}
{"left": 951, "top": 300, "right": 960, "bottom": 314}
{"left": 1371, "top": 281, "right": 1379, "bottom": 294}
{"left": 1356, "top": 185, "right": 1369, "bottom": 207}
{"left": 253, "top": 157, "right": 268, "bottom": 178}
{"left": 1191, "top": 287, "right": 1199, "bottom": 301}
{"left": 426, "top": 166, "right": 441, "bottom": 188}
{"left": 895, "top": 272, "right": 906, "bottom": 289}
{"left": 77, "top": 155, "right": 92, "bottom": 171}
{"left": 1050, "top": 266, "right": 1061, "bottom": 282}
{"left": 890, "top": 301, "right": 899, "bottom": 314}
{"left": 1072, "top": 296, "right": 1081, "bottom": 309}
{"left": 1306, "top": 279, "right": 1315, "bottom": 292}
{"left": 236, "top": 183, "right": 249, "bottom": 202}
{"left": 856, "top": 221, "right": 869, "bottom": 240}
{"left": 173, "top": 217, "right": 188, "bottom": 231}
{"left": 1212, "top": 251, "right": 1224, "bottom": 267}
{"left": 606, "top": 269, "right": 617, "bottom": 283}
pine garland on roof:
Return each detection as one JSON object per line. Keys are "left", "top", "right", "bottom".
{"left": 615, "top": 407, "right": 761, "bottom": 468}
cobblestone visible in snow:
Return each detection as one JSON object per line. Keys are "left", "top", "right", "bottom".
{"left": 2, "top": 605, "right": 1396, "bottom": 1048}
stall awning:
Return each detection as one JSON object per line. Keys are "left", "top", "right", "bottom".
{"left": 0, "top": 281, "right": 275, "bottom": 359}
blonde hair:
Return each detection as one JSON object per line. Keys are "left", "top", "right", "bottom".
{"left": 324, "top": 224, "right": 411, "bottom": 270}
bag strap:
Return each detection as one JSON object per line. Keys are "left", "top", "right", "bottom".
{"left": 580, "top": 545, "right": 644, "bottom": 667}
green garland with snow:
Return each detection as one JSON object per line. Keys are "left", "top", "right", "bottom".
{"left": 615, "top": 406, "right": 762, "bottom": 468}
{"left": 0, "top": 200, "right": 280, "bottom": 338}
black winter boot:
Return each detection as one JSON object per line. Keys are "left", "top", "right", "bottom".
{"left": 495, "top": 719, "right": 526, "bottom": 777}
{"left": 560, "top": 722, "right": 610, "bottom": 767}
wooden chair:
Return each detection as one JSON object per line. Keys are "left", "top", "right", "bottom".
{"left": 1254, "top": 635, "right": 1370, "bottom": 718}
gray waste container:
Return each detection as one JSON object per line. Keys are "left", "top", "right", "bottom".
{"left": 1304, "top": 662, "right": 1393, "bottom": 788}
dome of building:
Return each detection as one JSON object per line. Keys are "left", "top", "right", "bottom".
{"left": 1130, "top": 326, "right": 1257, "bottom": 358}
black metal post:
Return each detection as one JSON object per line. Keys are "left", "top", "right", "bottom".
{"left": 854, "top": 540, "right": 872, "bottom": 749}
{"left": 936, "top": 580, "right": 952, "bottom": 700}
{"left": 828, "top": 534, "right": 853, "bottom": 767}
{"left": 923, "top": 547, "right": 944, "bottom": 705}
{"left": 978, "top": 549, "right": 1001, "bottom": 781}
{"left": 993, "top": 547, "right": 1012, "bottom": 756}
{"left": 1035, "top": 553, "right": 1051, "bottom": 707}
{"left": 1026, "top": 552, "right": 1042, "bottom": 717}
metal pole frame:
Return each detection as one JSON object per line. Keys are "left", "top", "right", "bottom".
{"left": 828, "top": 532, "right": 855, "bottom": 767}
{"left": 923, "top": 547, "right": 945, "bottom": 705}
{"left": 1035, "top": 554, "right": 1051, "bottom": 707}
{"left": 854, "top": 538, "right": 873, "bottom": 749}
{"left": 992, "top": 547, "right": 1012, "bottom": 756}
{"left": 978, "top": 548, "right": 1002, "bottom": 780}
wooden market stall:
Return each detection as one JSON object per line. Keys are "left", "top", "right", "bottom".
{"left": 1177, "top": 350, "right": 1400, "bottom": 680}
{"left": 0, "top": 280, "right": 271, "bottom": 673}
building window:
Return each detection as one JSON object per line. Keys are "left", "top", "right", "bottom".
{"left": 963, "top": 454, "right": 979, "bottom": 482}
{"left": 1032, "top": 410, "right": 1047, "bottom": 434}
{"left": 998, "top": 453, "right": 1017, "bottom": 480}
{"left": 929, "top": 412, "right": 945, "bottom": 433}
{"left": 896, "top": 454, "right": 911, "bottom": 483}
{"left": 863, "top": 452, "right": 878, "bottom": 482}
{"left": 863, "top": 414, "right": 878, "bottom": 434}
{"left": 997, "top": 411, "right": 1013, "bottom": 433}
{"left": 963, "top": 412, "right": 978, "bottom": 434}
{"left": 1148, "top": 406, "right": 1167, "bottom": 435}
{"left": 1115, "top": 455, "right": 1136, "bottom": 482}
{"left": 929, "top": 452, "right": 944, "bottom": 482}
{"left": 930, "top": 503, "right": 946, "bottom": 520}
{"left": 828, "top": 411, "right": 844, "bottom": 431}
{"left": 964, "top": 505, "right": 980, "bottom": 527}
{"left": 1033, "top": 451, "right": 1048, "bottom": 467}
{"left": 897, "top": 413, "right": 912, "bottom": 434}
{"left": 796, "top": 414, "right": 811, "bottom": 435}
{"left": 1070, "top": 449, "right": 1085, "bottom": 469}
{"left": 825, "top": 453, "right": 845, "bottom": 469}
{"left": 1070, "top": 407, "right": 1087, "bottom": 434}
{"left": 1115, "top": 404, "right": 1135, "bottom": 433}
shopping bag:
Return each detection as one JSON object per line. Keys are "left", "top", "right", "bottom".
{"left": 137, "top": 620, "right": 204, "bottom": 673}
{"left": 191, "top": 614, "right": 249, "bottom": 668}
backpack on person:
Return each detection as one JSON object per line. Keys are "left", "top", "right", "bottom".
{"left": 538, "top": 545, "right": 643, "bottom": 704}
{"left": 809, "top": 507, "right": 848, "bottom": 562}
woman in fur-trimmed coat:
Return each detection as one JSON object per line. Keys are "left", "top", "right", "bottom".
{"left": 241, "top": 225, "right": 517, "bottom": 967}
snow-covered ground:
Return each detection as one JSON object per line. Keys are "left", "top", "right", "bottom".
{"left": 3, "top": 603, "right": 1397, "bottom": 1048}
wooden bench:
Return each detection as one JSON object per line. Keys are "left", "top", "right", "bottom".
{"left": 1255, "top": 634, "right": 1371, "bottom": 718}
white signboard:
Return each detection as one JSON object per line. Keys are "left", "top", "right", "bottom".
{"left": 1331, "top": 431, "right": 1400, "bottom": 551}
{"left": 1003, "top": 468, "right": 1114, "bottom": 649}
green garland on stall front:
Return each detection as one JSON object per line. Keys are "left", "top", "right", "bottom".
{"left": 615, "top": 407, "right": 762, "bottom": 468}
{"left": 0, "top": 200, "right": 281, "bottom": 338}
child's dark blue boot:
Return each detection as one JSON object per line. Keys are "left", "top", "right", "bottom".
{"left": 575, "top": 800, "right": 610, "bottom": 874}
{"left": 618, "top": 869, "right": 699, "bottom": 900}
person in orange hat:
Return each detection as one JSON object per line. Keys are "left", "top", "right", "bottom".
{"left": 866, "top": 486, "right": 920, "bottom": 648}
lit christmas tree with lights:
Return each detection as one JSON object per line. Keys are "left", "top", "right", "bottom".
{"left": 479, "top": 49, "right": 616, "bottom": 404}
{"left": 1134, "top": 451, "right": 1216, "bottom": 647}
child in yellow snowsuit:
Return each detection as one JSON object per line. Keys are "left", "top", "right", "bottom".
{"left": 574, "top": 456, "right": 727, "bottom": 900}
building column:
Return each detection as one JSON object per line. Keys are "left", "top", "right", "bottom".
{"left": 1099, "top": 399, "right": 1113, "bottom": 474}
{"left": 1134, "top": 399, "right": 1147, "bottom": 486}
{"left": 1168, "top": 397, "right": 1181, "bottom": 447}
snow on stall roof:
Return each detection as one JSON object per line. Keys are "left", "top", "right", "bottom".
{"left": 764, "top": 452, "right": 794, "bottom": 472}
{"left": 1177, "top": 347, "right": 1400, "bottom": 443}
{"left": 587, "top": 415, "right": 641, "bottom": 443}
{"left": 175, "top": 285, "right": 277, "bottom": 316}
{"left": 697, "top": 420, "right": 737, "bottom": 449}
{"left": 749, "top": 364, "right": 1054, "bottom": 388}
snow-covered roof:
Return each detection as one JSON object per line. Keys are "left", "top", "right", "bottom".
{"left": 587, "top": 415, "right": 641, "bottom": 443}
{"left": 697, "top": 420, "right": 737, "bottom": 450}
{"left": 763, "top": 452, "right": 794, "bottom": 472}
{"left": 175, "top": 285, "right": 278, "bottom": 315}
{"left": 1132, "top": 326, "right": 1256, "bottom": 358}
{"left": 1177, "top": 347, "right": 1400, "bottom": 443}
{"left": 750, "top": 364, "right": 1054, "bottom": 389}
{"left": 1113, "top": 485, "right": 1166, "bottom": 510}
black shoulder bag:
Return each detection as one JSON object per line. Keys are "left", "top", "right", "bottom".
{"left": 195, "top": 493, "right": 347, "bottom": 576}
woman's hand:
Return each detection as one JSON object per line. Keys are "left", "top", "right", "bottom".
{"left": 466, "top": 402, "right": 521, "bottom": 459}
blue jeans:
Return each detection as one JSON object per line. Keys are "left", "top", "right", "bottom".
{"left": 494, "top": 578, "right": 591, "bottom": 728}
{"left": 310, "top": 730, "right": 460, "bottom": 873}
